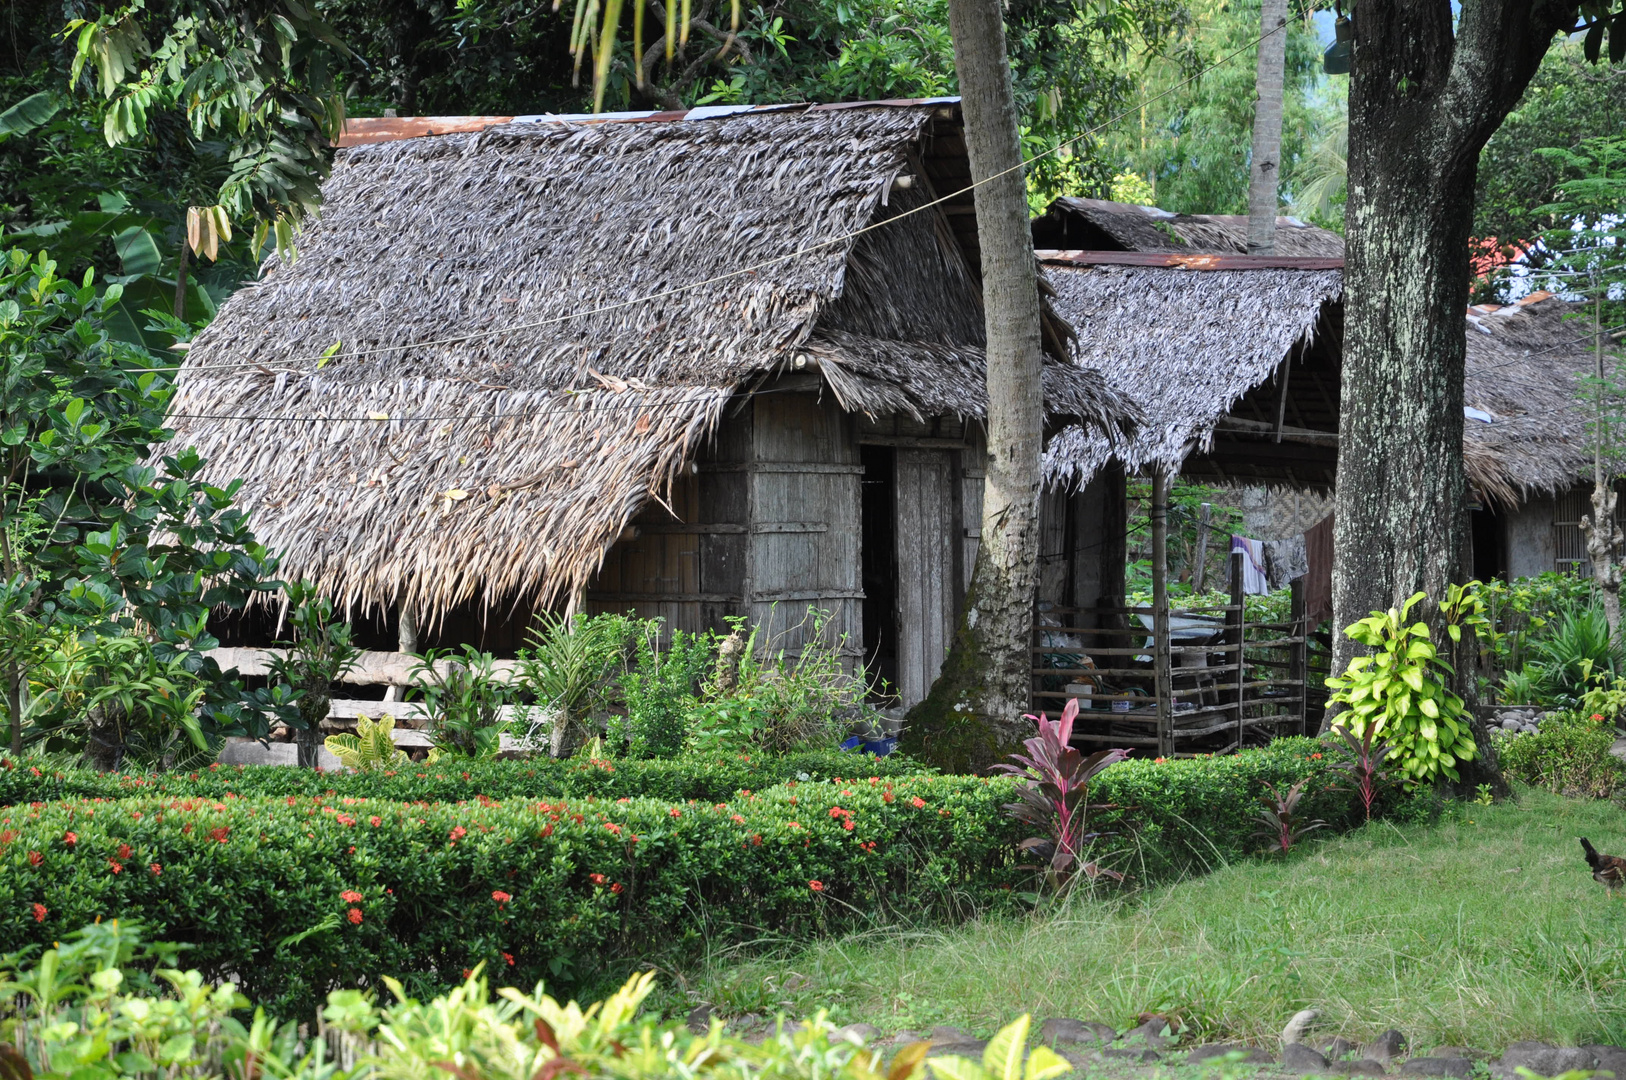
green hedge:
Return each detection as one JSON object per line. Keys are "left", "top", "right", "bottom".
{"left": 1496, "top": 715, "right": 1626, "bottom": 798}
{"left": 0, "top": 750, "right": 928, "bottom": 807}
{"left": 0, "top": 740, "right": 1357, "bottom": 1020}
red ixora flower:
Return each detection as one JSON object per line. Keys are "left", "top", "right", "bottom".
{"left": 669, "top": 807, "right": 682, "bottom": 818}
{"left": 341, "top": 890, "right": 363, "bottom": 903}
{"left": 370, "top": 816, "right": 382, "bottom": 827}
{"left": 32, "top": 903, "right": 47, "bottom": 922}
{"left": 503, "top": 952, "right": 515, "bottom": 966}
{"left": 589, "top": 872, "right": 606, "bottom": 885}
{"left": 209, "top": 826, "right": 230, "bottom": 843}
{"left": 808, "top": 880, "right": 825, "bottom": 892}
{"left": 149, "top": 863, "right": 161, "bottom": 876}
{"left": 910, "top": 797, "right": 925, "bottom": 809}
{"left": 449, "top": 826, "right": 467, "bottom": 842}
{"left": 491, "top": 890, "right": 512, "bottom": 906}
{"left": 347, "top": 908, "right": 363, "bottom": 925}
{"left": 27, "top": 851, "right": 42, "bottom": 867}
{"left": 610, "top": 882, "right": 624, "bottom": 895}
{"left": 62, "top": 831, "right": 77, "bottom": 846}
{"left": 107, "top": 859, "right": 123, "bottom": 874}
{"left": 117, "top": 843, "right": 132, "bottom": 859}
{"left": 1592, "top": 713, "right": 1607, "bottom": 722}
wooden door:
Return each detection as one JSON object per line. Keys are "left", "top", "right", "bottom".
{"left": 748, "top": 392, "right": 863, "bottom": 663}
{"left": 894, "top": 448, "right": 959, "bottom": 706}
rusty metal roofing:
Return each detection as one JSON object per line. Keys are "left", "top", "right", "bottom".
{"left": 1037, "top": 249, "right": 1345, "bottom": 271}
{"left": 337, "top": 98, "right": 960, "bottom": 147}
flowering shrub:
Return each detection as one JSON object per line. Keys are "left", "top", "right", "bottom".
{"left": 0, "top": 752, "right": 925, "bottom": 808}
{"left": 0, "top": 740, "right": 1357, "bottom": 1018}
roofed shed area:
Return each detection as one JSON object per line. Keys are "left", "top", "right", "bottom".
{"left": 170, "top": 100, "right": 1134, "bottom": 709}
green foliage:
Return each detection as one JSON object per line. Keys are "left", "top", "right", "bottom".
{"left": 267, "top": 581, "right": 361, "bottom": 768}
{"left": 0, "top": 927, "right": 1070, "bottom": 1080}
{"left": 324, "top": 714, "right": 409, "bottom": 771}
{"left": 0, "top": 752, "right": 929, "bottom": 808}
{"left": 0, "top": 743, "right": 1356, "bottom": 1016}
{"left": 0, "top": 247, "right": 276, "bottom": 753}
{"left": 1527, "top": 604, "right": 1625, "bottom": 705}
{"left": 519, "top": 612, "right": 638, "bottom": 753}
{"left": 1097, "top": 0, "right": 1330, "bottom": 218}
{"left": 1497, "top": 711, "right": 1626, "bottom": 799}
{"left": 410, "top": 646, "right": 514, "bottom": 759}
{"left": 612, "top": 626, "right": 716, "bottom": 759}
{"left": 1476, "top": 42, "right": 1626, "bottom": 248}
{"left": 1124, "top": 478, "right": 1243, "bottom": 598}
{"left": 1325, "top": 592, "right": 1479, "bottom": 785}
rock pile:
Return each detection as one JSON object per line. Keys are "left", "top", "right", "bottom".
{"left": 1490, "top": 708, "right": 1545, "bottom": 736}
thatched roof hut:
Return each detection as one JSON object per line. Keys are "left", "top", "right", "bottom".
{"left": 1462, "top": 293, "right": 1599, "bottom": 505}
{"left": 1033, "top": 199, "right": 1600, "bottom": 505}
{"left": 167, "top": 101, "right": 1134, "bottom": 626}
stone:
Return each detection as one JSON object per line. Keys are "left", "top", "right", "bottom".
{"left": 1321, "top": 1038, "right": 1360, "bottom": 1061}
{"left": 1584, "top": 1045, "right": 1626, "bottom": 1078}
{"left": 931, "top": 1026, "right": 977, "bottom": 1043}
{"left": 686, "top": 1005, "right": 716, "bottom": 1035}
{"left": 1123, "top": 1017, "right": 1174, "bottom": 1050}
{"left": 884, "top": 1031, "right": 927, "bottom": 1048}
{"left": 1363, "top": 1031, "right": 1409, "bottom": 1065}
{"left": 1099, "top": 1048, "right": 1161, "bottom": 1063}
{"left": 1430, "top": 1048, "right": 1490, "bottom": 1062}
{"left": 829, "top": 1023, "right": 881, "bottom": 1045}
{"left": 1189, "top": 1044, "right": 1274, "bottom": 1065}
{"left": 1283, "top": 1043, "right": 1330, "bottom": 1073}
{"left": 1495, "top": 1043, "right": 1596, "bottom": 1080}
{"left": 929, "top": 1041, "right": 987, "bottom": 1061}
{"left": 1038, "top": 1018, "right": 1116, "bottom": 1047}
{"left": 1399, "top": 1058, "right": 1472, "bottom": 1079}
{"left": 1330, "top": 1061, "right": 1387, "bottom": 1076}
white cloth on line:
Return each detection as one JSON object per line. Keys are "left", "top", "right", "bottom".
{"left": 1230, "top": 535, "right": 1270, "bottom": 595}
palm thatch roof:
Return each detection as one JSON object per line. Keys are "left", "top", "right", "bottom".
{"left": 1032, "top": 196, "right": 1345, "bottom": 258}
{"left": 1035, "top": 197, "right": 1603, "bottom": 505}
{"left": 1040, "top": 260, "right": 1344, "bottom": 487}
{"left": 167, "top": 101, "right": 1134, "bottom": 623}
{"left": 1462, "top": 293, "right": 1603, "bottom": 505}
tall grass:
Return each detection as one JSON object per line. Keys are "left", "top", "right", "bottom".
{"left": 673, "top": 792, "right": 1626, "bottom": 1048}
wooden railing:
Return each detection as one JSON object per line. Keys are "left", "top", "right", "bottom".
{"left": 1031, "top": 566, "right": 1320, "bottom": 756}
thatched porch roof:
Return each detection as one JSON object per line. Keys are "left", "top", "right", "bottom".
{"left": 168, "top": 101, "right": 1134, "bottom": 622}
{"left": 1035, "top": 197, "right": 1602, "bottom": 505}
{"left": 1040, "top": 257, "right": 1344, "bottom": 488}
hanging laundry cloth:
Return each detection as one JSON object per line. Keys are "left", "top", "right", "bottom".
{"left": 1230, "top": 535, "right": 1270, "bottom": 595}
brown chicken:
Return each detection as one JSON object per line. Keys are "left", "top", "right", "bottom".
{"left": 1581, "top": 838, "right": 1626, "bottom": 890}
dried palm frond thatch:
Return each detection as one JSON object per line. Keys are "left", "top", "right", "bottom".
{"left": 1462, "top": 294, "right": 1600, "bottom": 505}
{"left": 166, "top": 101, "right": 1135, "bottom": 625}
{"left": 1041, "top": 263, "right": 1343, "bottom": 487}
{"left": 1032, "top": 197, "right": 1345, "bottom": 258}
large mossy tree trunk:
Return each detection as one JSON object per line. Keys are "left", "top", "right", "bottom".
{"left": 898, "top": 0, "right": 1045, "bottom": 773}
{"left": 1329, "top": 0, "right": 1594, "bottom": 789}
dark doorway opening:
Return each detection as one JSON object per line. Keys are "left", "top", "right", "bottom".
{"left": 860, "top": 445, "right": 899, "bottom": 702}
{"left": 1471, "top": 505, "right": 1507, "bottom": 582}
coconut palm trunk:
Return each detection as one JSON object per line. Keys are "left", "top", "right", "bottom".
{"left": 1247, "top": 0, "right": 1289, "bottom": 254}
{"left": 898, "top": 0, "right": 1047, "bottom": 771}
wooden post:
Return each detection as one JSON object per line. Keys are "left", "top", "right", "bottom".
{"left": 1228, "top": 548, "right": 1245, "bottom": 751}
{"left": 1193, "top": 502, "right": 1211, "bottom": 594}
{"left": 384, "top": 608, "right": 419, "bottom": 704}
{"left": 1152, "top": 468, "right": 1173, "bottom": 757}
{"left": 1289, "top": 577, "right": 1308, "bottom": 734}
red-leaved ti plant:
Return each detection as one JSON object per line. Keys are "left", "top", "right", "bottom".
{"left": 1253, "top": 778, "right": 1327, "bottom": 854}
{"left": 992, "top": 698, "right": 1130, "bottom": 890}
{"left": 1332, "top": 723, "right": 1393, "bottom": 821}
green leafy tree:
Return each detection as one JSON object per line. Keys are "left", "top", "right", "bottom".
{"left": 1529, "top": 134, "right": 1626, "bottom": 640}
{"left": 0, "top": 247, "right": 278, "bottom": 756}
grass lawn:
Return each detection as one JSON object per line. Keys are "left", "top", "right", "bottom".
{"left": 676, "top": 790, "right": 1626, "bottom": 1049}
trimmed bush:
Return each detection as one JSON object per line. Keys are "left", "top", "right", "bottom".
{"left": 1496, "top": 713, "right": 1626, "bottom": 798}
{"left": 0, "top": 740, "right": 1356, "bottom": 1019}
{"left": 0, "top": 750, "right": 928, "bottom": 807}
